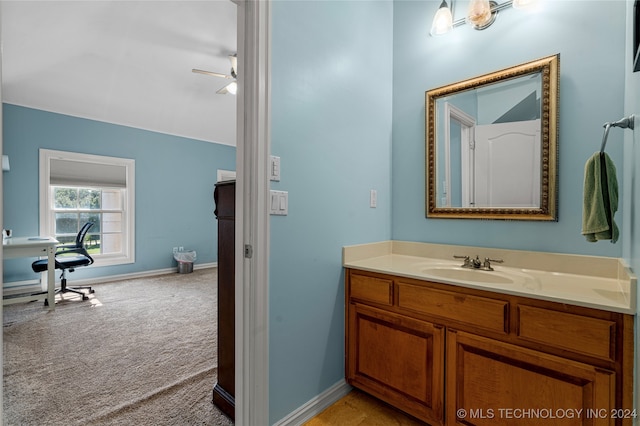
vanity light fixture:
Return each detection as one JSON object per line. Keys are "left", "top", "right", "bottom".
{"left": 430, "top": 0, "right": 454, "bottom": 36}
{"left": 512, "top": 0, "right": 537, "bottom": 8}
{"left": 466, "top": 0, "right": 494, "bottom": 29}
{"left": 430, "top": 0, "right": 538, "bottom": 36}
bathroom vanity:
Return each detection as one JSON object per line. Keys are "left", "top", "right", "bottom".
{"left": 344, "top": 241, "right": 636, "bottom": 426}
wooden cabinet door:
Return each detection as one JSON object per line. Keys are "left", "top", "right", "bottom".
{"left": 446, "top": 330, "right": 615, "bottom": 426}
{"left": 347, "top": 303, "right": 445, "bottom": 425}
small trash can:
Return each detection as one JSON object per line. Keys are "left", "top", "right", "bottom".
{"left": 173, "top": 250, "right": 196, "bottom": 274}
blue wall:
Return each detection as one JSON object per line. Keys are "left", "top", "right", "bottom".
{"left": 270, "top": 0, "right": 393, "bottom": 422}
{"left": 392, "top": 0, "right": 627, "bottom": 257}
{"left": 2, "top": 104, "right": 235, "bottom": 282}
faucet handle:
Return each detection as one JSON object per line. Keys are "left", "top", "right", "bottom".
{"left": 483, "top": 257, "right": 503, "bottom": 271}
{"left": 453, "top": 254, "right": 472, "bottom": 268}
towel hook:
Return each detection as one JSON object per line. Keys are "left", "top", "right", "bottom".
{"left": 600, "top": 115, "right": 635, "bottom": 153}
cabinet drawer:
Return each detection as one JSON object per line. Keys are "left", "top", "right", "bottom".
{"left": 516, "top": 305, "right": 616, "bottom": 361}
{"left": 397, "top": 282, "right": 508, "bottom": 334}
{"left": 349, "top": 274, "right": 393, "bottom": 306}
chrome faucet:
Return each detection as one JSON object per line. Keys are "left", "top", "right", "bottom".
{"left": 454, "top": 255, "right": 503, "bottom": 271}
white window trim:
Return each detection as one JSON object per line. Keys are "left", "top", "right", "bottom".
{"left": 39, "top": 149, "right": 135, "bottom": 267}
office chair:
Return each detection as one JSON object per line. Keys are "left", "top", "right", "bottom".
{"left": 32, "top": 222, "right": 96, "bottom": 304}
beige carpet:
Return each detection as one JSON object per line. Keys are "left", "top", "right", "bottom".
{"left": 3, "top": 268, "right": 233, "bottom": 426}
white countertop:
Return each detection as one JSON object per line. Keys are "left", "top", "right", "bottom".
{"left": 343, "top": 241, "right": 636, "bottom": 314}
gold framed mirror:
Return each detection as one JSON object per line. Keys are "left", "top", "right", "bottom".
{"left": 425, "top": 54, "right": 559, "bottom": 220}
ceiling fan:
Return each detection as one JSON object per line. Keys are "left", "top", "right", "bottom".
{"left": 192, "top": 54, "right": 238, "bottom": 95}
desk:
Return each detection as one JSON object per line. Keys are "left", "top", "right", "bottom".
{"left": 3, "top": 237, "right": 58, "bottom": 309}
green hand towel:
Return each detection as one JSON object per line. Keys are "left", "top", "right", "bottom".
{"left": 582, "top": 152, "right": 619, "bottom": 243}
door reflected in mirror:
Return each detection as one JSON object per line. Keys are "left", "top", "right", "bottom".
{"left": 425, "top": 55, "right": 559, "bottom": 220}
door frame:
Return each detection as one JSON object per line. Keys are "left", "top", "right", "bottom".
{"left": 0, "top": 7, "right": 4, "bottom": 413}
{"left": 444, "top": 103, "right": 475, "bottom": 207}
{"left": 234, "top": 0, "right": 270, "bottom": 424}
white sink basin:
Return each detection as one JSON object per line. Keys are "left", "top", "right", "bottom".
{"left": 421, "top": 266, "right": 524, "bottom": 285}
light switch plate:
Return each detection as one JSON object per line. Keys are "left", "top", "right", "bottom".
{"left": 370, "top": 189, "right": 377, "bottom": 208}
{"left": 270, "top": 156, "right": 281, "bottom": 181}
{"left": 270, "top": 190, "right": 288, "bottom": 215}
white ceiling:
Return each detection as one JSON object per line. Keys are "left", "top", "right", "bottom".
{"left": 1, "top": 0, "right": 237, "bottom": 146}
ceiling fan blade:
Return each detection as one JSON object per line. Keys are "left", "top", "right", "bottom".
{"left": 192, "top": 68, "right": 233, "bottom": 79}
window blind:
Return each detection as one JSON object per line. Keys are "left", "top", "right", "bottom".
{"left": 50, "top": 159, "right": 127, "bottom": 188}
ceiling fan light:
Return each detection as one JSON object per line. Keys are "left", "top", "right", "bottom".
{"left": 227, "top": 81, "right": 238, "bottom": 95}
{"left": 229, "top": 54, "right": 238, "bottom": 77}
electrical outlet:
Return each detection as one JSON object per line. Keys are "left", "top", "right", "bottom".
{"left": 173, "top": 247, "right": 178, "bottom": 254}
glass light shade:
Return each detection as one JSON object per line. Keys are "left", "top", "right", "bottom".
{"left": 512, "top": 0, "right": 538, "bottom": 9}
{"left": 430, "top": 1, "right": 453, "bottom": 36}
{"left": 227, "top": 81, "right": 238, "bottom": 95}
{"left": 466, "top": 0, "right": 492, "bottom": 27}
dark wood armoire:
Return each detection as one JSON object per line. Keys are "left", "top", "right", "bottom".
{"left": 213, "top": 180, "right": 235, "bottom": 420}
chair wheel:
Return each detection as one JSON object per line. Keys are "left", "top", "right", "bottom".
{"left": 89, "top": 289, "right": 95, "bottom": 294}
{"left": 82, "top": 295, "right": 89, "bottom": 301}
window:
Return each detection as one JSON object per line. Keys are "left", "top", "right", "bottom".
{"left": 40, "top": 149, "right": 135, "bottom": 267}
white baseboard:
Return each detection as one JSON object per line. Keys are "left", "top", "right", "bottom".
{"left": 3, "top": 279, "right": 42, "bottom": 296}
{"left": 2, "top": 262, "right": 217, "bottom": 295}
{"left": 273, "top": 379, "right": 352, "bottom": 426}
{"left": 79, "top": 262, "right": 217, "bottom": 286}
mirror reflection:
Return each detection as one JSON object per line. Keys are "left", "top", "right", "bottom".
{"left": 425, "top": 55, "right": 559, "bottom": 220}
